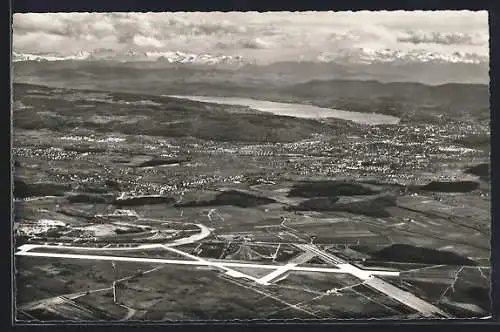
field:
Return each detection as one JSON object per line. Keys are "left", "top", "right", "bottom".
{"left": 12, "top": 77, "right": 491, "bottom": 321}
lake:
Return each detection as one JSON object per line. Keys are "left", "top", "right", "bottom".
{"left": 167, "top": 95, "right": 400, "bottom": 125}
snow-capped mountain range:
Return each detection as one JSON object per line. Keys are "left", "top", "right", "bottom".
{"left": 12, "top": 47, "right": 488, "bottom": 66}
{"left": 316, "top": 48, "right": 488, "bottom": 65}
{"left": 12, "top": 50, "right": 249, "bottom": 66}
{"left": 13, "top": 50, "right": 92, "bottom": 62}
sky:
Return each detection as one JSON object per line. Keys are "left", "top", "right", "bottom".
{"left": 12, "top": 11, "right": 489, "bottom": 63}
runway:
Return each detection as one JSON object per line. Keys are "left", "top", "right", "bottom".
{"left": 15, "top": 249, "right": 400, "bottom": 278}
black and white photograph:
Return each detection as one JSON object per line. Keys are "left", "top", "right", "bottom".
{"left": 11, "top": 10, "right": 491, "bottom": 321}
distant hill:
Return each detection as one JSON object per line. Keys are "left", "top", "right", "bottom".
{"left": 454, "top": 134, "right": 491, "bottom": 152}
{"left": 175, "top": 190, "right": 277, "bottom": 208}
{"left": 13, "top": 60, "right": 489, "bottom": 123}
{"left": 288, "top": 195, "right": 397, "bottom": 218}
{"left": 464, "top": 163, "right": 490, "bottom": 180}
{"left": 287, "top": 181, "right": 377, "bottom": 198}
{"left": 13, "top": 53, "right": 489, "bottom": 85}
{"left": 12, "top": 83, "right": 358, "bottom": 143}
{"left": 419, "top": 181, "right": 480, "bottom": 193}
{"left": 13, "top": 178, "right": 71, "bottom": 199}
{"left": 371, "top": 244, "right": 477, "bottom": 266}
{"left": 280, "top": 79, "right": 489, "bottom": 122}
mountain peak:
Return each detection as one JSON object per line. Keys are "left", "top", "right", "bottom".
{"left": 12, "top": 47, "right": 488, "bottom": 68}
{"left": 12, "top": 49, "right": 249, "bottom": 66}
{"left": 316, "top": 48, "right": 487, "bottom": 65}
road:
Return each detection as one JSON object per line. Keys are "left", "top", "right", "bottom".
{"left": 22, "top": 287, "right": 112, "bottom": 311}
{"left": 17, "top": 243, "right": 164, "bottom": 253}
{"left": 165, "top": 223, "right": 211, "bottom": 247}
{"left": 16, "top": 223, "right": 211, "bottom": 254}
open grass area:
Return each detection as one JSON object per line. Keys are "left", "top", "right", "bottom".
{"left": 15, "top": 256, "right": 160, "bottom": 305}
{"left": 118, "top": 265, "right": 306, "bottom": 320}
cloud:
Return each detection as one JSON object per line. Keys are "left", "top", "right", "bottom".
{"left": 241, "top": 37, "right": 275, "bottom": 49}
{"left": 12, "top": 11, "right": 489, "bottom": 63}
{"left": 12, "top": 31, "right": 67, "bottom": 52}
{"left": 397, "top": 31, "right": 486, "bottom": 46}
{"left": 132, "top": 35, "right": 164, "bottom": 48}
